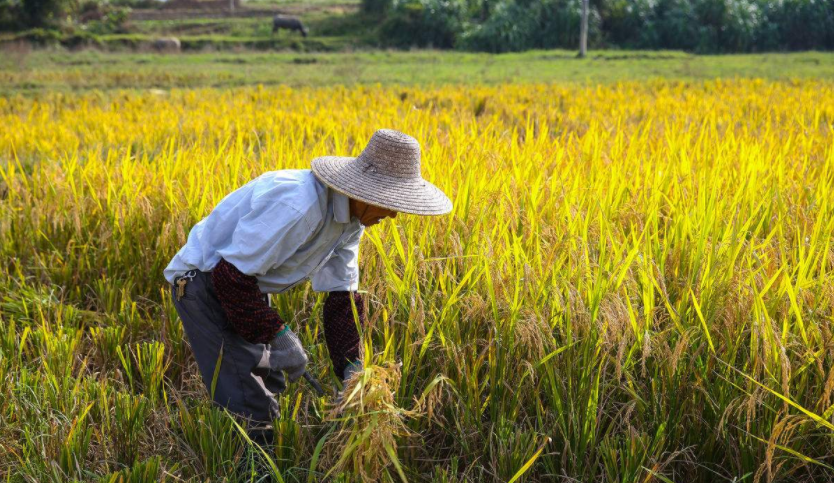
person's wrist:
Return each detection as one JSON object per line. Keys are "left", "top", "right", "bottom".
{"left": 276, "top": 324, "right": 288, "bottom": 337}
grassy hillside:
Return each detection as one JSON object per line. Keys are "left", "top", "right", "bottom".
{"left": 1, "top": 50, "right": 833, "bottom": 94}
{"left": 127, "top": 4, "right": 372, "bottom": 44}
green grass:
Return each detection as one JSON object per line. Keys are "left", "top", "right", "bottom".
{"left": 0, "top": 3, "right": 374, "bottom": 56}
{"left": 0, "top": 50, "right": 833, "bottom": 94}
{"left": 129, "top": 9, "right": 371, "bottom": 39}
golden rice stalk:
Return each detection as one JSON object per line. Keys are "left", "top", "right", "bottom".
{"left": 324, "top": 363, "right": 414, "bottom": 483}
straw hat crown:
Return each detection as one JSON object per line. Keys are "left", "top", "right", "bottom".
{"left": 356, "top": 129, "right": 422, "bottom": 179}
{"left": 311, "top": 129, "right": 453, "bottom": 216}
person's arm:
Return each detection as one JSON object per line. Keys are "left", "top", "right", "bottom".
{"left": 211, "top": 257, "right": 285, "bottom": 344}
{"left": 322, "top": 290, "right": 365, "bottom": 380}
{"left": 311, "top": 227, "right": 366, "bottom": 379}
{"left": 211, "top": 186, "right": 318, "bottom": 342}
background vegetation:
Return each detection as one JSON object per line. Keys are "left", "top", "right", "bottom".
{"left": 2, "top": 49, "right": 834, "bottom": 94}
{"left": 1, "top": 78, "right": 833, "bottom": 482}
{"left": 375, "top": 0, "right": 834, "bottom": 52}
{"left": 1, "top": 0, "right": 833, "bottom": 52}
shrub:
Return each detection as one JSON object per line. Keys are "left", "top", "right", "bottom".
{"left": 690, "top": 0, "right": 763, "bottom": 52}
{"left": 389, "top": 0, "right": 834, "bottom": 53}
{"left": 458, "top": 0, "right": 601, "bottom": 52}
{"left": 539, "top": 0, "right": 601, "bottom": 49}
{"left": 81, "top": 4, "right": 132, "bottom": 35}
{"left": 0, "top": 0, "right": 25, "bottom": 30}
{"left": 644, "top": 0, "right": 700, "bottom": 50}
{"left": 62, "top": 29, "right": 101, "bottom": 48}
{"left": 719, "top": 0, "right": 764, "bottom": 52}
{"left": 457, "top": 0, "right": 540, "bottom": 52}
{"left": 13, "top": 27, "right": 62, "bottom": 44}
{"left": 380, "top": 0, "right": 466, "bottom": 48}
{"left": 21, "top": 0, "right": 69, "bottom": 27}
{"left": 765, "top": 0, "right": 834, "bottom": 50}
{"left": 362, "top": 0, "right": 393, "bottom": 14}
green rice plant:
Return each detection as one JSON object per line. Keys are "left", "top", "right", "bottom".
{"left": 487, "top": 418, "right": 547, "bottom": 483}
{"left": 430, "top": 457, "right": 470, "bottom": 483}
{"left": 134, "top": 341, "right": 167, "bottom": 405}
{"left": 226, "top": 414, "right": 288, "bottom": 483}
{"left": 90, "top": 325, "right": 128, "bottom": 369}
{"left": 98, "top": 387, "right": 151, "bottom": 466}
{"left": 57, "top": 402, "right": 96, "bottom": 480}
{"left": 118, "top": 341, "right": 168, "bottom": 405}
{"left": 0, "top": 283, "right": 60, "bottom": 327}
{"left": 535, "top": 333, "right": 606, "bottom": 481}
{"left": 29, "top": 326, "right": 85, "bottom": 397}
{"left": 90, "top": 276, "right": 131, "bottom": 316}
{"left": 116, "top": 345, "right": 135, "bottom": 392}
{"left": 7, "top": 367, "right": 100, "bottom": 480}
{"left": 175, "top": 399, "right": 245, "bottom": 480}
{"left": 99, "top": 456, "right": 166, "bottom": 483}
{"left": 160, "top": 288, "right": 189, "bottom": 387}
{"left": 115, "top": 297, "right": 146, "bottom": 339}
{"left": 0, "top": 316, "right": 27, "bottom": 372}
{"left": 24, "top": 396, "right": 95, "bottom": 481}
{"left": 599, "top": 425, "right": 671, "bottom": 483}
{"left": 273, "top": 401, "right": 303, "bottom": 473}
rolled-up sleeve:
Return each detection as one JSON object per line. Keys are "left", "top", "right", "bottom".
{"left": 211, "top": 257, "right": 285, "bottom": 344}
{"left": 311, "top": 226, "right": 364, "bottom": 292}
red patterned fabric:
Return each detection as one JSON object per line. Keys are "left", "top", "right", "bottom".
{"left": 211, "top": 258, "right": 285, "bottom": 344}
{"left": 323, "top": 291, "right": 365, "bottom": 378}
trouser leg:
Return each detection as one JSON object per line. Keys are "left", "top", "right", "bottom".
{"left": 170, "top": 270, "right": 284, "bottom": 425}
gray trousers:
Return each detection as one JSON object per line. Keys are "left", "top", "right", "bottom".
{"left": 171, "top": 270, "right": 284, "bottom": 424}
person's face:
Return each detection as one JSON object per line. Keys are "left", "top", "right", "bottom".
{"left": 350, "top": 199, "right": 398, "bottom": 227}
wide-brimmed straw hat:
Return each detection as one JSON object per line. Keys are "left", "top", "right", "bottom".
{"left": 311, "top": 129, "right": 453, "bottom": 216}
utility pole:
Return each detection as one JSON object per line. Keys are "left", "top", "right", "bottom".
{"left": 579, "top": 0, "right": 588, "bottom": 58}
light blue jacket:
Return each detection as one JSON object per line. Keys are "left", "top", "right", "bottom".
{"left": 164, "top": 169, "right": 365, "bottom": 293}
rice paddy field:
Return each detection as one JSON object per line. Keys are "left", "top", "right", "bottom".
{"left": 1, "top": 78, "right": 833, "bottom": 482}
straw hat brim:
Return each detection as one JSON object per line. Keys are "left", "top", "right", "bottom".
{"left": 311, "top": 156, "right": 453, "bottom": 216}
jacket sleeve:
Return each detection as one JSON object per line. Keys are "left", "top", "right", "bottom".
{"left": 311, "top": 225, "right": 364, "bottom": 293}
{"left": 211, "top": 257, "right": 285, "bottom": 344}
{"left": 322, "top": 290, "right": 365, "bottom": 378}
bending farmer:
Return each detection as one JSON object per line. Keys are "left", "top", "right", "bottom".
{"left": 163, "top": 129, "right": 452, "bottom": 442}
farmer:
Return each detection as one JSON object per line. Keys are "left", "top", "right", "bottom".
{"left": 163, "top": 129, "right": 452, "bottom": 445}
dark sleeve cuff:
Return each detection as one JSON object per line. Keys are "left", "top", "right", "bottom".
{"left": 211, "top": 257, "right": 284, "bottom": 344}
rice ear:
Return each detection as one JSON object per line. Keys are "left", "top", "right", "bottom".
{"left": 323, "top": 363, "right": 415, "bottom": 482}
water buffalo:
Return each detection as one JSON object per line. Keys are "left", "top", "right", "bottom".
{"left": 272, "top": 15, "right": 308, "bottom": 37}
{"left": 152, "top": 37, "right": 181, "bottom": 52}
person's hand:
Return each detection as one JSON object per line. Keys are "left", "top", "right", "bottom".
{"left": 269, "top": 325, "right": 308, "bottom": 382}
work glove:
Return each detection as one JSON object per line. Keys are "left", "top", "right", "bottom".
{"left": 268, "top": 326, "right": 308, "bottom": 382}
{"left": 342, "top": 360, "right": 363, "bottom": 382}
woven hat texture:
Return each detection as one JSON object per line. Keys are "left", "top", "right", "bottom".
{"left": 311, "top": 129, "right": 453, "bottom": 216}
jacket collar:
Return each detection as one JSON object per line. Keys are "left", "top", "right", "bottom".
{"left": 333, "top": 189, "right": 351, "bottom": 224}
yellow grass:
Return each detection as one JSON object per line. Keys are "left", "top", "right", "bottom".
{"left": 0, "top": 79, "right": 833, "bottom": 482}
